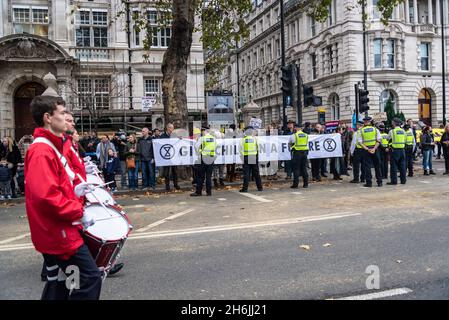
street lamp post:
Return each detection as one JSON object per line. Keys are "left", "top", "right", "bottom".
{"left": 440, "top": 0, "right": 447, "bottom": 125}
{"left": 280, "top": 0, "right": 287, "bottom": 131}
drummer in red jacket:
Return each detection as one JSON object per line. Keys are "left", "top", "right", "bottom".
{"left": 26, "top": 95, "right": 102, "bottom": 300}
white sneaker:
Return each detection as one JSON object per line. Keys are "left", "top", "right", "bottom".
{"left": 0, "top": 195, "right": 4, "bottom": 201}
{"left": 6, "top": 195, "right": 11, "bottom": 200}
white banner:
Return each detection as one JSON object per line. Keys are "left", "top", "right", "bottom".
{"left": 153, "top": 134, "right": 342, "bottom": 166}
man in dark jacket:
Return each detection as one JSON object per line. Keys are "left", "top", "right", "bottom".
{"left": 112, "top": 133, "right": 128, "bottom": 189}
{"left": 138, "top": 127, "right": 156, "bottom": 191}
{"left": 160, "top": 123, "right": 180, "bottom": 191}
{"left": 441, "top": 124, "right": 449, "bottom": 174}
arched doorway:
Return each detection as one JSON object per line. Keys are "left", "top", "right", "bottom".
{"left": 418, "top": 89, "right": 432, "bottom": 126}
{"left": 14, "top": 82, "right": 45, "bottom": 140}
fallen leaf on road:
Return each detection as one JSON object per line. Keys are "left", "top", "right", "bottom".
{"left": 322, "top": 243, "right": 332, "bottom": 247}
{"left": 426, "top": 268, "right": 432, "bottom": 272}
{"left": 299, "top": 245, "right": 311, "bottom": 250}
{"left": 240, "top": 208, "right": 245, "bottom": 210}
{"left": 132, "top": 198, "right": 140, "bottom": 201}
{"left": 144, "top": 208, "right": 151, "bottom": 212}
{"left": 153, "top": 195, "right": 160, "bottom": 198}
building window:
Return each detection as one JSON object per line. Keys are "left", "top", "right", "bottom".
{"left": 420, "top": 43, "right": 430, "bottom": 71}
{"left": 266, "top": 13, "right": 271, "bottom": 28}
{"left": 329, "top": 93, "right": 340, "bottom": 120}
{"left": 386, "top": 39, "right": 395, "bottom": 68}
{"left": 373, "top": 39, "right": 382, "bottom": 68}
{"left": 327, "top": 45, "right": 335, "bottom": 74}
{"left": 409, "top": 1, "right": 415, "bottom": 22}
{"left": 144, "top": 79, "right": 161, "bottom": 96}
{"left": 290, "top": 22, "right": 296, "bottom": 45}
{"left": 135, "top": 26, "right": 140, "bottom": 46}
{"left": 328, "top": 2, "right": 334, "bottom": 26}
{"left": 77, "top": 78, "right": 110, "bottom": 110}
{"left": 310, "top": 16, "right": 316, "bottom": 37}
{"left": 267, "top": 43, "right": 272, "bottom": 62}
{"left": 147, "top": 9, "right": 172, "bottom": 48}
{"left": 267, "top": 75, "right": 272, "bottom": 93}
{"left": 13, "top": 6, "right": 49, "bottom": 37}
{"left": 276, "top": 39, "right": 281, "bottom": 58}
{"left": 380, "top": 89, "right": 397, "bottom": 112}
{"left": 372, "top": 0, "right": 380, "bottom": 19}
{"left": 75, "top": 10, "right": 108, "bottom": 48}
{"left": 311, "top": 53, "right": 317, "bottom": 80}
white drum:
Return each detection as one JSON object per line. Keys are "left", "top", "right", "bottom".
{"left": 85, "top": 186, "right": 116, "bottom": 205}
{"left": 83, "top": 204, "right": 132, "bottom": 271}
{"left": 86, "top": 173, "right": 104, "bottom": 185}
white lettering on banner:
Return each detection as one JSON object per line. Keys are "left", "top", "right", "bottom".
{"left": 153, "top": 134, "right": 342, "bottom": 166}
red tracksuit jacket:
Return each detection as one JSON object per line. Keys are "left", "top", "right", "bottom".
{"left": 25, "top": 128, "right": 84, "bottom": 259}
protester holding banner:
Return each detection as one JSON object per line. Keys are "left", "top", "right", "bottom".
{"left": 239, "top": 127, "right": 263, "bottom": 192}
{"left": 160, "top": 123, "right": 180, "bottom": 191}
{"left": 330, "top": 127, "right": 345, "bottom": 181}
{"left": 289, "top": 124, "right": 309, "bottom": 188}
{"left": 311, "top": 124, "right": 323, "bottom": 181}
{"left": 191, "top": 127, "right": 217, "bottom": 197}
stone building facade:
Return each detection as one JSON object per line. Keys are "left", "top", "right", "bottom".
{"left": 0, "top": 0, "right": 205, "bottom": 140}
{"left": 217, "top": 0, "right": 449, "bottom": 128}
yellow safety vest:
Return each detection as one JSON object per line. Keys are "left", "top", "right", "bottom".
{"left": 405, "top": 129, "right": 414, "bottom": 146}
{"left": 242, "top": 136, "right": 258, "bottom": 156}
{"left": 200, "top": 134, "right": 216, "bottom": 156}
{"left": 361, "top": 126, "right": 378, "bottom": 147}
{"left": 292, "top": 131, "right": 309, "bottom": 151}
{"left": 355, "top": 130, "right": 363, "bottom": 149}
{"left": 381, "top": 133, "right": 389, "bottom": 148}
{"left": 390, "top": 127, "right": 406, "bottom": 149}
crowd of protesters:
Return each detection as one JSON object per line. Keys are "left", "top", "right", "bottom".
{"left": 1, "top": 118, "right": 448, "bottom": 200}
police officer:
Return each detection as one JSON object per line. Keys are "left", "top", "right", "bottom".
{"left": 378, "top": 123, "right": 389, "bottom": 180}
{"left": 350, "top": 121, "right": 366, "bottom": 184}
{"left": 404, "top": 123, "right": 416, "bottom": 177}
{"left": 191, "top": 127, "right": 217, "bottom": 196}
{"left": 289, "top": 123, "right": 309, "bottom": 189}
{"left": 358, "top": 116, "right": 383, "bottom": 187}
{"left": 240, "top": 126, "right": 263, "bottom": 192}
{"left": 387, "top": 118, "right": 407, "bottom": 185}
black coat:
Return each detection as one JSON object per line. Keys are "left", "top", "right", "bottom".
{"left": 138, "top": 136, "right": 154, "bottom": 161}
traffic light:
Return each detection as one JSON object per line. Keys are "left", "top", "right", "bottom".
{"left": 281, "top": 65, "right": 294, "bottom": 105}
{"left": 303, "top": 85, "right": 314, "bottom": 107}
{"left": 359, "top": 89, "right": 370, "bottom": 113}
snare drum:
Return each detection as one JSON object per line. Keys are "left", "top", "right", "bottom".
{"left": 83, "top": 204, "right": 132, "bottom": 274}
{"left": 86, "top": 173, "right": 104, "bottom": 186}
{"left": 85, "top": 186, "right": 116, "bottom": 205}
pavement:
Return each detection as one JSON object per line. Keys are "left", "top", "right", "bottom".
{"left": 2, "top": 158, "right": 449, "bottom": 300}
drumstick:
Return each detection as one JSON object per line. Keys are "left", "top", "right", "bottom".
{"left": 72, "top": 215, "right": 122, "bottom": 225}
{"left": 77, "top": 174, "right": 113, "bottom": 217}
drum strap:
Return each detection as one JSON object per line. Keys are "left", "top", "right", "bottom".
{"left": 71, "top": 146, "right": 83, "bottom": 165}
{"left": 33, "top": 137, "right": 75, "bottom": 185}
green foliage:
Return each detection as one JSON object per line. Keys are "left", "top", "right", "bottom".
{"left": 385, "top": 97, "right": 396, "bottom": 128}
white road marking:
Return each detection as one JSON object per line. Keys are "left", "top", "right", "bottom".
{"left": 136, "top": 209, "right": 194, "bottom": 233}
{"left": 291, "top": 192, "right": 302, "bottom": 195}
{"left": 236, "top": 192, "right": 273, "bottom": 203}
{"left": 0, "top": 233, "right": 31, "bottom": 245}
{"left": 333, "top": 288, "right": 413, "bottom": 300}
{"left": 419, "top": 181, "right": 431, "bottom": 184}
{"left": 122, "top": 204, "right": 145, "bottom": 209}
{"left": 129, "top": 212, "right": 361, "bottom": 240}
{"left": 0, "top": 212, "right": 361, "bottom": 252}
{"left": 217, "top": 198, "right": 227, "bottom": 201}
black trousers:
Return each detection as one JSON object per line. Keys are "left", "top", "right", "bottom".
{"left": 242, "top": 156, "right": 262, "bottom": 190}
{"left": 379, "top": 148, "right": 389, "bottom": 179}
{"left": 195, "top": 162, "right": 214, "bottom": 194}
{"left": 405, "top": 146, "right": 414, "bottom": 176}
{"left": 310, "top": 159, "right": 321, "bottom": 179}
{"left": 41, "top": 244, "right": 102, "bottom": 300}
{"left": 444, "top": 149, "right": 449, "bottom": 173}
{"left": 390, "top": 148, "right": 406, "bottom": 184}
{"left": 163, "top": 166, "right": 178, "bottom": 189}
{"left": 352, "top": 148, "right": 365, "bottom": 182}
{"left": 291, "top": 151, "right": 309, "bottom": 186}
{"left": 362, "top": 149, "right": 382, "bottom": 186}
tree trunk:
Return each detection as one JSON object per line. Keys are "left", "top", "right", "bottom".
{"left": 161, "top": 0, "right": 196, "bottom": 131}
